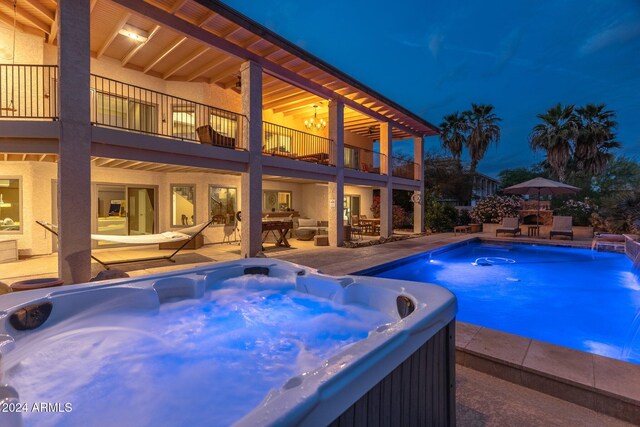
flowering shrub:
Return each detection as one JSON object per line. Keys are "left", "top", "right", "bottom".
{"left": 370, "top": 196, "right": 410, "bottom": 227}
{"left": 470, "top": 195, "right": 521, "bottom": 224}
{"left": 554, "top": 198, "right": 597, "bottom": 226}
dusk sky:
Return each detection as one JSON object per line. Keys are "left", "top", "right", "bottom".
{"left": 224, "top": 0, "right": 640, "bottom": 178}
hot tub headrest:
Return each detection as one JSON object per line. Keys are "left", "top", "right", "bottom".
{"left": 9, "top": 302, "right": 53, "bottom": 331}
{"left": 396, "top": 295, "right": 416, "bottom": 319}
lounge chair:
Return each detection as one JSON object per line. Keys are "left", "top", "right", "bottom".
{"left": 550, "top": 216, "right": 573, "bottom": 240}
{"left": 196, "top": 125, "right": 236, "bottom": 149}
{"left": 495, "top": 217, "right": 521, "bottom": 237}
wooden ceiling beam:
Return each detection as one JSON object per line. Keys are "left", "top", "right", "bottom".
{"left": 163, "top": 46, "right": 210, "bottom": 79}
{"left": 170, "top": 0, "right": 190, "bottom": 14}
{"left": 143, "top": 36, "right": 187, "bottom": 73}
{"left": 267, "top": 94, "right": 319, "bottom": 112}
{"left": 0, "top": 10, "right": 27, "bottom": 33}
{"left": 22, "top": 0, "right": 54, "bottom": 22}
{"left": 121, "top": 25, "right": 161, "bottom": 66}
{"left": 187, "top": 54, "right": 230, "bottom": 81}
{"left": 111, "top": 0, "right": 423, "bottom": 137}
{"left": 271, "top": 97, "right": 324, "bottom": 114}
{"left": 96, "top": 13, "right": 131, "bottom": 59}
{"left": 47, "top": 7, "right": 58, "bottom": 44}
{"left": 207, "top": 60, "right": 241, "bottom": 83}
{"left": 14, "top": 2, "right": 50, "bottom": 34}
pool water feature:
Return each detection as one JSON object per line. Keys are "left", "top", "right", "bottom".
{"left": 361, "top": 242, "right": 640, "bottom": 364}
{"left": 0, "top": 259, "right": 457, "bottom": 427}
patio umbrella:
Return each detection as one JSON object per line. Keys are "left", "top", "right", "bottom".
{"left": 503, "top": 177, "right": 580, "bottom": 226}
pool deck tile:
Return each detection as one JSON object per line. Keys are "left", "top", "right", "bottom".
{"left": 455, "top": 321, "right": 482, "bottom": 348}
{"left": 523, "top": 340, "right": 595, "bottom": 388}
{"left": 465, "top": 327, "right": 532, "bottom": 367}
{"left": 593, "top": 354, "right": 640, "bottom": 402}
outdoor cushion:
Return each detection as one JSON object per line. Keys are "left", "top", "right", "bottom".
{"left": 298, "top": 218, "right": 318, "bottom": 228}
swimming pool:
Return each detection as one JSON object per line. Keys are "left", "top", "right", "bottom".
{"left": 360, "top": 241, "right": 640, "bottom": 364}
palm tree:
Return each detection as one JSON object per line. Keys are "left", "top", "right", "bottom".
{"left": 439, "top": 112, "right": 467, "bottom": 165}
{"left": 465, "top": 104, "right": 501, "bottom": 175}
{"left": 574, "top": 104, "right": 620, "bottom": 176}
{"left": 529, "top": 103, "right": 578, "bottom": 182}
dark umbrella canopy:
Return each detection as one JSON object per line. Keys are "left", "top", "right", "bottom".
{"left": 503, "top": 177, "right": 580, "bottom": 225}
{"left": 503, "top": 177, "right": 580, "bottom": 196}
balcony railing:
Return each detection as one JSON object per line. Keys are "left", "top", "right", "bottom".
{"left": 0, "top": 64, "right": 58, "bottom": 119}
{"left": 344, "top": 144, "right": 386, "bottom": 174}
{"left": 90, "top": 75, "right": 245, "bottom": 149}
{"left": 263, "top": 121, "right": 335, "bottom": 166}
{"left": 392, "top": 157, "right": 420, "bottom": 180}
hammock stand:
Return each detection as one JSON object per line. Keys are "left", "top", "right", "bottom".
{"left": 36, "top": 219, "right": 214, "bottom": 269}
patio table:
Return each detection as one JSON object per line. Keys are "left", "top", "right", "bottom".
{"left": 261, "top": 221, "right": 293, "bottom": 248}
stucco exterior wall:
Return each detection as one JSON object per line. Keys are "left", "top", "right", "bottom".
{"left": 0, "top": 22, "right": 43, "bottom": 64}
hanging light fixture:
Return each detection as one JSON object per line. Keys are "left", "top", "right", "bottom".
{"left": 304, "top": 105, "right": 326, "bottom": 131}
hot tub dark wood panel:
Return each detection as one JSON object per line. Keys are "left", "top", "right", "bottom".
{"left": 329, "top": 320, "right": 456, "bottom": 427}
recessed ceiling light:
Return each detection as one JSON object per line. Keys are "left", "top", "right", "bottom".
{"left": 118, "top": 24, "right": 149, "bottom": 43}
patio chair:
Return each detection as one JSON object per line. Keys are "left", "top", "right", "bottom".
{"left": 550, "top": 216, "right": 574, "bottom": 240}
{"left": 495, "top": 217, "right": 521, "bottom": 237}
{"left": 350, "top": 215, "right": 363, "bottom": 240}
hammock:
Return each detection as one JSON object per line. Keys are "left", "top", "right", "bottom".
{"left": 36, "top": 219, "right": 214, "bottom": 269}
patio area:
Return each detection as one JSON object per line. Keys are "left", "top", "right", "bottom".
{"left": 0, "top": 230, "right": 631, "bottom": 426}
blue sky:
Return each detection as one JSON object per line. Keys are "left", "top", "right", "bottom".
{"left": 224, "top": 0, "right": 640, "bottom": 178}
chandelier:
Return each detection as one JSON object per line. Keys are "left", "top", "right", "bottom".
{"left": 304, "top": 105, "right": 326, "bottom": 131}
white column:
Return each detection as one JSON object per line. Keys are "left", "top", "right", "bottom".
{"left": 379, "top": 122, "right": 393, "bottom": 238}
{"left": 240, "top": 61, "right": 263, "bottom": 257}
{"left": 58, "top": 0, "right": 92, "bottom": 284}
{"left": 413, "top": 136, "right": 424, "bottom": 233}
{"left": 328, "top": 100, "right": 344, "bottom": 246}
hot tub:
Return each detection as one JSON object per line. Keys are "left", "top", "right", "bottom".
{"left": 0, "top": 259, "right": 457, "bottom": 427}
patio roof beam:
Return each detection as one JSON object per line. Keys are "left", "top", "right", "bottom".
{"left": 143, "top": 36, "right": 187, "bottom": 73}
{"left": 163, "top": 46, "right": 210, "bottom": 79}
{"left": 208, "top": 60, "right": 242, "bottom": 84}
{"left": 22, "top": 0, "right": 55, "bottom": 22}
{"left": 111, "top": 0, "right": 424, "bottom": 138}
{"left": 14, "top": 2, "right": 50, "bottom": 34}
{"left": 96, "top": 13, "right": 131, "bottom": 59}
{"left": 121, "top": 25, "right": 161, "bottom": 66}
{"left": 186, "top": 54, "right": 230, "bottom": 81}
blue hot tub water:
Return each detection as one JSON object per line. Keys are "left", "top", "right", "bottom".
{"left": 364, "top": 242, "right": 640, "bottom": 364}
{"left": 3, "top": 274, "right": 393, "bottom": 427}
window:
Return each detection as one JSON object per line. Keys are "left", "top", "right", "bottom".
{"left": 344, "top": 194, "right": 361, "bottom": 224}
{"left": 209, "top": 186, "right": 237, "bottom": 225}
{"left": 210, "top": 112, "right": 238, "bottom": 138}
{"left": 263, "top": 190, "right": 292, "bottom": 212}
{"left": 93, "top": 91, "right": 157, "bottom": 133}
{"left": 0, "top": 178, "right": 21, "bottom": 232}
{"left": 344, "top": 146, "right": 360, "bottom": 169}
{"left": 172, "top": 105, "right": 196, "bottom": 141}
{"left": 171, "top": 185, "right": 195, "bottom": 227}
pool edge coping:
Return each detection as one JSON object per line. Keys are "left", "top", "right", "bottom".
{"left": 455, "top": 320, "right": 640, "bottom": 424}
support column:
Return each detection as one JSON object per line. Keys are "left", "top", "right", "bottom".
{"left": 58, "top": 0, "right": 91, "bottom": 284}
{"left": 379, "top": 122, "right": 393, "bottom": 238}
{"left": 328, "top": 100, "right": 344, "bottom": 246}
{"left": 240, "top": 61, "right": 263, "bottom": 257}
{"left": 413, "top": 136, "right": 424, "bottom": 233}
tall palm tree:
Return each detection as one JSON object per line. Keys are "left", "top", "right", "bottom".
{"left": 465, "top": 104, "right": 501, "bottom": 175}
{"left": 439, "top": 112, "right": 467, "bottom": 165}
{"left": 574, "top": 103, "right": 620, "bottom": 176}
{"left": 529, "top": 103, "right": 578, "bottom": 182}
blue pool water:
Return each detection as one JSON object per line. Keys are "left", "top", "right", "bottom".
{"left": 363, "top": 242, "right": 640, "bottom": 364}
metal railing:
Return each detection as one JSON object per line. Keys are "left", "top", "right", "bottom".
{"left": 90, "top": 74, "right": 245, "bottom": 149}
{"left": 344, "top": 144, "right": 387, "bottom": 174}
{"left": 0, "top": 64, "right": 58, "bottom": 119}
{"left": 262, "top": 121, "right": 335, "bottom": 166}
{"left": 392, "top": 157, "right": 420, "bottom": 180}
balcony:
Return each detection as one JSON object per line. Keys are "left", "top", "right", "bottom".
{"left": 90, "top": 75, "right": 245, "bottom": 150}
{"left": 344, "top": 144, "right": 386, "bottom": 175}
{"left": 0, "top": 64, "right": 58, "bottom": 119}
{"left": 392, "top": 156, "right": 420, "bottom": 180}
{"left": 263, "top": 122, "right": 335, "bottom": 166}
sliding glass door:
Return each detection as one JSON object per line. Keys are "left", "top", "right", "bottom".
{"left": 95, "top": 184, "right": 156, "bottom": 245}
